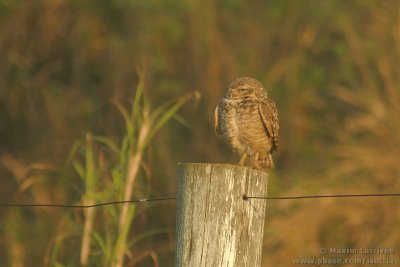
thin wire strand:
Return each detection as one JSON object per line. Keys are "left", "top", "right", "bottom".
{"left": 0, "top": 197, "right": 176, "bottom": 209}
{"left": 244, "top": 193, "right": 400, "bottom": 200}
{"left": 0, "top": 193, "right": 399, "bottom": 208}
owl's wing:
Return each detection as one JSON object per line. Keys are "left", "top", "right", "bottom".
{"left": 258, "top": 98, "right": 279, "bottom": 152}
{"left": 214, "top": 103, "right": 221, "bottom": 136}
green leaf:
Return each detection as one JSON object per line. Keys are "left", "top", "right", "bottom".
{"left": 93, "top": 136, "right": 120, "bottom": 154}
{"left": 73, "top": 160, "right": 85, "bottom": 180}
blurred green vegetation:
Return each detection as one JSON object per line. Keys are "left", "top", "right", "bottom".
{"left": 0, "top": 0, "right": 399, "bottom": 266}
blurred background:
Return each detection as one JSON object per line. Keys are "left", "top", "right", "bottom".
{"left": 0, "top": 0, "right": 399, "bottom": 266}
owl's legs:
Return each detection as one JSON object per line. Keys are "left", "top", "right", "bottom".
{"left": 252, "top": 152, "right": 263, "bottom": 169}
{"left": 238, "top": 153, "right": 247, "bottom": 166}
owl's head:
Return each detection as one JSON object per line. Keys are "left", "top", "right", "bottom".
{"left": 225, "top": 77, "right": 267, "bottom": 99}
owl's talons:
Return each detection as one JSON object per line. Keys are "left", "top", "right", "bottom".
{"left": 252, "top": 161, "right": 263, "bottom": 170}
{"left": 238, "top": 153, "right": 247, "bottom": 167}
{"left": 249, "top": 153, "right": 263, "bottom": 170}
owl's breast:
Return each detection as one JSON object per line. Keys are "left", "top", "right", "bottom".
{"left": 217, "top": 99, "right": 247, "bottom": 154}
{"left": 217, "top": 98, "right": 272, "bottom": 156}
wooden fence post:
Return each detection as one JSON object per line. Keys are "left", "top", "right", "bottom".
{"left": 174, "top": 163, "right": 268, "bottom": 267}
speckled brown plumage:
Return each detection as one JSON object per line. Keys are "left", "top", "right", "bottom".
{"left": 214, "top": 77, "right": 279, "bottom": 169}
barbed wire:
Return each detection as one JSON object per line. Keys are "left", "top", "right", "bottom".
{"left": 0, "top": 193, "right": 399, "bottom": 209}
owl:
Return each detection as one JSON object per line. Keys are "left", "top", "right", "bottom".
{"left": 214, "top": 77, "right": 279, "bottom": 169}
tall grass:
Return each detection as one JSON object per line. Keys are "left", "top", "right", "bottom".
{"left": 331, "top": 9, "right": 400, "bottom": 184}
{"left": 42, "top": 79, "right": 199, "bottom": 266}
{"left": 262, "top": 4, "right": 400, "bottom": 266}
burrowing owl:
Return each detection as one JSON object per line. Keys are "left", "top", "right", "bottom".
{"left": 214, "top": 77, "right": 279, "bottom": 169}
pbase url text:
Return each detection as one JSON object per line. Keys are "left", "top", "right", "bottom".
{"left": 292, "top": 257, "right": 394, "bottom": 265}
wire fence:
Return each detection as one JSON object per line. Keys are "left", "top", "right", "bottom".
{"left": 0, "top": 193, "right": 399, "bottom": 209}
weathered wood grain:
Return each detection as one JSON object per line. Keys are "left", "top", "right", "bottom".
{"left": 175, "top": 163, "right": 268, "bottom": 267}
